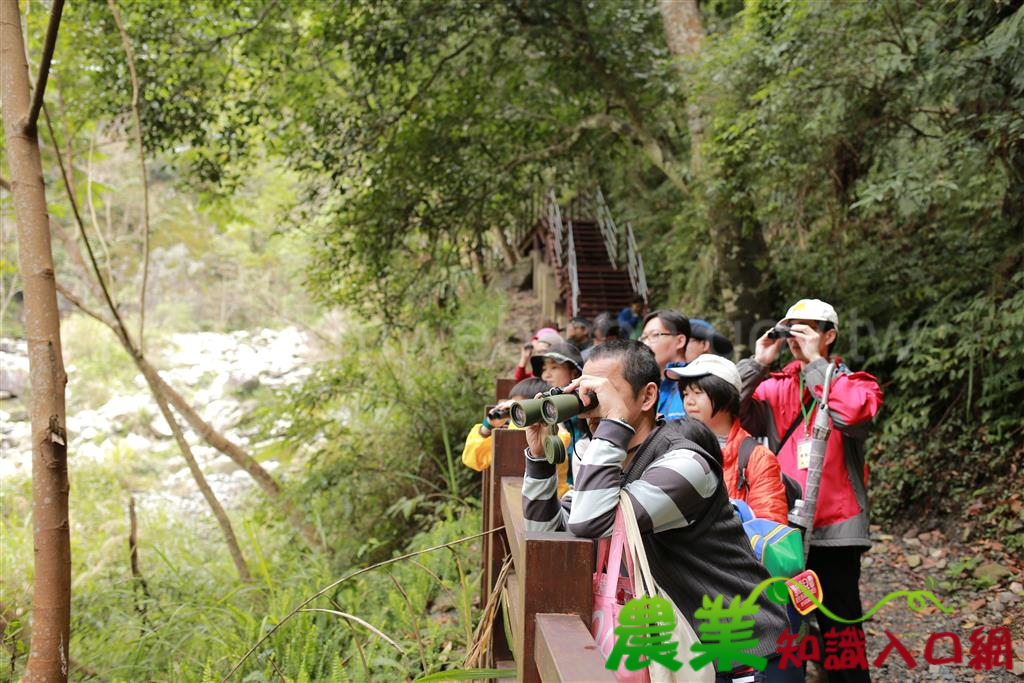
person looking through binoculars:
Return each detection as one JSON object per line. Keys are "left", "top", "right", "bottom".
{"left": 513, "top": 328, "right": 562, "bottom": 381}
{"left": 461, "top": 377, "right": 573, "bottom": 497}
{"left": 738, "top": 299, "right": 882, "bottom": 683}
{"left": 526, "top": 340, "right": 590, "bottom": 484}
{"left": 520, "top": 340, "right": 797, "bottom": 681}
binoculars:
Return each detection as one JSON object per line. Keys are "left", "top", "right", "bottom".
{"left": 509, "top": 387, "right": 599, "bottom": 429}
{"left": 487, "top": 406, "right": 509, "bottom": 421}
{"left": 767, "top": 323, "right": 793, "bottom": 340}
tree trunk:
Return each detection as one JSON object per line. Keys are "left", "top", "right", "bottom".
{"left": 127, "top": 496, "right": 151, "bottom": 614}
{"left": 659, "top": 0, "right": 778, "bottom": 353}
{"left": 137, "top": 359, "right": 327, "bottom": 552}
{"left": 145, "top": 376, "right": 253, "bottom": 582}
{"left": 1, "top": 1, "right": 71, "bottom": 679}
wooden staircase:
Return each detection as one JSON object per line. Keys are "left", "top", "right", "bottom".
{"left": 518, "top": 188, "right": 647, "bottom": 323}
{"left": 568, "top": 220, "right": 635, "bottom": 320}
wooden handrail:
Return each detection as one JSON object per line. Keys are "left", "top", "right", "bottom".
{"left": 536, "top": 614, "right": 617, "bottom": 682}
{"left": 499, "top": 478, "right": 598, "bottom": 682}
{"left": 480, "top": 378, "right": 610, "bottom": 682}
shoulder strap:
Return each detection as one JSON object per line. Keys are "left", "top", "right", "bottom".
{"left": 736, "top": 436, "right": 758, "bottom": 492}
{"left": 777, "top": 394, "right": 814, "bottom": 452}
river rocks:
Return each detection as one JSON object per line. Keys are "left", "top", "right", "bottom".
{"left": 201, "top": 398, "right": 243, "bottom": 433}
{"left": 0, "top": 343, "right": 28, "bottom": 398}
{"left": 0, "top": 327, "right": 314, "bottom": 506}
{"left": 149, "top": 413, "right": 175, "bottom": 438}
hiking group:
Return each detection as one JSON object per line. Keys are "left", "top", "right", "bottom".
{"left": 462, "top": 298, "right": 882, "bottom": 683}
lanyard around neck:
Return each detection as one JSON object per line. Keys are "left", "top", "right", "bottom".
{"left": 798, "top": 374, "right": 814, "bottom": 436}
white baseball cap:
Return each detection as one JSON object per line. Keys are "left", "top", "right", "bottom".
{"left": 782, "top": 299, "right": 839, "bottom": 330}
{"left": 665, "top": 354, "right": 742, "bottom": 394}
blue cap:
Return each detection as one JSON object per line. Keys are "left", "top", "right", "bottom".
{"left": 688, "top": 319, "right": 734, "bottom": 357}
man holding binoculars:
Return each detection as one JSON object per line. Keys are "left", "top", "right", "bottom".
{"left": 521, "top": 340, "right": 796, "bottom": 681}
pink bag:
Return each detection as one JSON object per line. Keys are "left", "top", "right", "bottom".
{"left": 591, "top": 507, "right": 650, "bottom": 683}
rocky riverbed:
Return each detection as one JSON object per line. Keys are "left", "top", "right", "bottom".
{"left": 0, "top": 327, "right": 316, "bottom": 513}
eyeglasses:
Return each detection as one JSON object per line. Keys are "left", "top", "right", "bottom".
{"left": 639, "top": 332, "right": 675, "bottom": 344}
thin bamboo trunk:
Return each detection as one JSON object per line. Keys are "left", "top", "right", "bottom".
{"left": 0, "top": 1, "right": 70, "bottom": 679}
{"left": 144, "top": 374, "right": 253, "bottom": 582}
{"left": 127, "top": 496, "right": 151, "bottom": 611}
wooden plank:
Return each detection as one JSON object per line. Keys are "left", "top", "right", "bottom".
{"left": 496, "top": 378, "right": 517, "bottom": 401}
{"left": 535, "top": 614, "right": 617, "bottom": 683}
{"left": 492, "top": 429, "right": 527, "bottom": 480}
{"left": 480, "top": 464, "right": 492, "bottom": 648}
{"left": 500, "top": 478, "right": 526, "bottom": 574}
{"left": 520, "top": 530, "right": 595, "bottom": 683}
{"left": 499, "top": 475, "right": 597, "bottom": 683}
{"left": 504, "top": 569, "right": 523, "bottom": 658}
{"left": 485, "top": 430, "right": 526, "bottom": 665}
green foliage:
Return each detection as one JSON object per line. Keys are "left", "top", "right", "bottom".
{"left": 2, "top": 446, "right": 484, "bottom": 681}
{"left": 61, "top": 314, "right": 138, "bottom": 411}
{"left": 412, "top": 669, "right": 517, "bottom": 682}
{"left": 57, "top": 0, "right": 687, "bottom": 323}
{"left": 689, "top": 0, "right": 1024, "bottom": 527}
{"left": 257, "top": 288, "right": 506, "bottom": 566}
{"left": 8, "top": 1, "right": 1023, "bottom": 678}
{"left": 3, "top": 281, "right": 512, "bottom": 680}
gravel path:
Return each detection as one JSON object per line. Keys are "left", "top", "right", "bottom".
{"left": 852, "top": 525, "right": 1023, "bottom": 681}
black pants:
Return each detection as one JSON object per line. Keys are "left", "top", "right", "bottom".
{"left": 806, "top": 546, "right": 871, "bottom": 683}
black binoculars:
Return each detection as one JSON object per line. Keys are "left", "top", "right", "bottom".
{"left": 487, "top": 406, "right": 509, "bottom": 421}
{"left": 509, "top": 387, "right": 599, "bottom": 428}
{"left": 767, "top": 323, "right": 793, "bottom": 340}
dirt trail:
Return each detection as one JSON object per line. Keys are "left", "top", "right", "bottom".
{"left": 857, "top": 524, "right": 1023, "bottom": 681}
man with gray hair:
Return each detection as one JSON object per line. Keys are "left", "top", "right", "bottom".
{"left": 523, "top": 340, "right": 800, "bottom": 682}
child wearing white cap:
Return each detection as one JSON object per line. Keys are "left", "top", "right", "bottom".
{"left": 668, "top": 354, "right": 789, "bottom": 525}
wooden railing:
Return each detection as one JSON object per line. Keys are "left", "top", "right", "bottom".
{"left": 481, "top": 380, "right": 615, "bottom": 682}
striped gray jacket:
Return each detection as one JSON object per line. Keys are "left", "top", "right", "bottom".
{"left": 522, "top": 418, "right": 719, "bottom": 537}
{"left": 521, "top": 417, "right": 792, "bottom": 664}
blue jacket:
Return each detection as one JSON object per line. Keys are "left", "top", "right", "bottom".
{"left": 618, "top": 307, "right": 639, "bottom": 336}
{"left": 658, "top": 361, "right": 687, "bottom": 421}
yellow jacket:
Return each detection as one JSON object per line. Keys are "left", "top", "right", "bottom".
{"left": 461, "top": 424, "right": 572, "bottom": 497}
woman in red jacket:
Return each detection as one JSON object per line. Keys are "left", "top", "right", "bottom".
{"left": 668, "top": 353, "right": 790, "bottom": 525}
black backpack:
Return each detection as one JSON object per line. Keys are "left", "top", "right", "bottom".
{"left": 736, "top": 436, "right": 803, "bottom": 512}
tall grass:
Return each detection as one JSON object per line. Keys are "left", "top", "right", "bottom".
{"left": 2, "top": 287, "right": 510, "bottom": 680}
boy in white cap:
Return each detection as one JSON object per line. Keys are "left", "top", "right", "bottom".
{"left": 669, "top": 354, "right": 789, "bottom": 524}
{"left": 738, "top": 299, "right": 883, "bottom": 683}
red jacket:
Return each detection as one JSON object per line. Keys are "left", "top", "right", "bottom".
{"left": 737, "top": 357, "right": 882, "bottom": 548}
{"left": 721, "top": 421, "right": 789, "bottom": 525}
